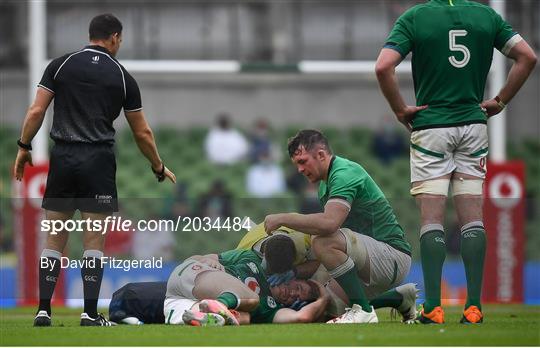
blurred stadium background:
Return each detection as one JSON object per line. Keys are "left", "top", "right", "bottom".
{"left": 0, "top": 0, "right": 538, "bottom": 309}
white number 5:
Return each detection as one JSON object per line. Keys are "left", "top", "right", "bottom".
{"left": 449, "top": 30, "right": 470, "bottom": 68}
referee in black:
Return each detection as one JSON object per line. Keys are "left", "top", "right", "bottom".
{"left": 13, "top": 14, "right": 176, "bottom": 327}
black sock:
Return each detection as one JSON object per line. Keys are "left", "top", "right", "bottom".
{"left": 38, "top": 249, "right": 62, "bottom": 316}
{"left": 81, "top": 250, "right": 104, "bottom": 318}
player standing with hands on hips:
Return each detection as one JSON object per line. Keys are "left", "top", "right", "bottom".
{"left": 375, "top": 0, "right": 536, "bottom": 324}
{"left": 13, "top": 14, "right": 176, "bottom": 327}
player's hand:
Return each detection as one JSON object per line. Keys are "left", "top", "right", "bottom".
{"left": 13, "top": 148, "right": 33, "bottom": 181}
{"left": 480, "top": 99, "right": 504, "bottom": 118}
{"left": 152, "top": 163, "right": 176, "bottom": 183}
{"left": 309, "top": 279, "right": 328, "bottom": 300}
{"left": 264, "top": 214, "right": 283, "bottom": 235}
{"left": 199, "top": 257, "right": 225, "bottom": 271}
{"left": 395, "top": 105, "right": 428, "bottom": 131}
{"left": 268, "top": 269, "right": 296, "bottom": 287}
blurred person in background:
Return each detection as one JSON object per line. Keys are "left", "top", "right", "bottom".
{"left": 13, "top": 14, "right": 176, "bottom": 327}
{"left": 248, "top": 117, "right": 279, "bottom": 163}
{"left": 196, "top": 179, "right": 233, "bottom": 219}
{"left": 204, "top": 113, "right": 249, "bottom": 165}
{"left": 376, "top": 0, "right": 536, "bottom": 324}
{"left": 371, "top": 115, "right": 406, "bottom": 165}
{"left": 299, "top": 183, "right": 322, "bottom": 215}
{"left": 246, "top": 149, "right": 286, "bottom": 198}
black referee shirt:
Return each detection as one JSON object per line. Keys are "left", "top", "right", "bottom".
{"left": 39, "top": 45, "right": 142, "bottom": 145}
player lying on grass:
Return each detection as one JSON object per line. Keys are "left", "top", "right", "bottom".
{"left": 238, "top": 221, "right": 418, "bottom": 323}
{"left": 164, "top": 244, "right": 329, "bottom": 326}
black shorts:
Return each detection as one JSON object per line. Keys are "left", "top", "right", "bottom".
{"left": 109, "top": 282, "right": 167, "bottom": 324}
{"left": 42, "top": 141, "right": 118, "bottom": 213}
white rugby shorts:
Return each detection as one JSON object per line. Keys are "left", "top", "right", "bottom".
{"left": 410, "top": 124, "right": 488, "bottom": 183}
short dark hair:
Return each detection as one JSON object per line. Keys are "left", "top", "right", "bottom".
{"left": 287, "top": 129, "right": 332, "bottom": 158}
{"left": 89, "top": 14, "right": 123, "bottom": 40}
{"left": 263, "top": 234, "right": 296, "bottom": 274}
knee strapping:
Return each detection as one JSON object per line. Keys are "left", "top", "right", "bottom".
{"left": 452, "top": 179, "right": 484, "bottom": 196}
{"left": 410, "top": 179, "right": 450, "bottom": 196}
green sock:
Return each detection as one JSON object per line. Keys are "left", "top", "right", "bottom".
{"left": 332, "top": 258, "right": 371, "bottom": 312}
{"left": 370, "top": 289, "right": 403, "bottom": 310}
{"left": 420, "top": 229, "right": 446, "bottom": 313}
{"left": 460, "top": 224, "right": 486, "bottom": 310}
{"left": 216, "top": 292, "right": 238, "bottom": 309}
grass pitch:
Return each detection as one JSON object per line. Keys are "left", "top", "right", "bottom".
{"left": 1, "top": 305, "right": 539, "bottom": 346}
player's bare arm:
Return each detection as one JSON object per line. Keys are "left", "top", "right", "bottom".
{"left": 272, "top": 280, "right": 329, "bottom": 323}
{"left": 14, "top": 87, "right": 54, "bottom": 181}
{"left": 264, "top": 201, "right": 348, "bottom": 236}
{"left": 375, "top": 48, "right": 428, "bottom": 131}
{"left": 125, "top": 109, "right": 176, "bottom": 183}
{"left": 294, "top": 260, "right": 320, "bottom": 279}
{"left": 481, "top": 40, "right": 537, "bottom": 117}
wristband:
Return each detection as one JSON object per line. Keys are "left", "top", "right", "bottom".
{"left": 494, "top": 96, "right": 506, "bottom": 110}
{"left": 17, "top": 139, "right": 32, "bottom": 151}
{"left": 152, "top": 163, "right": 165, "bottom": 182}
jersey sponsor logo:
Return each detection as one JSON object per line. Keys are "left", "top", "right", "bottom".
{"left": 91, "top": 55, "right": 100, "bottom": 64}
{"left": 266, "top": 296, "right": 277, "bottom": 308}
{"left": 191, "top": 264, "right": 202, "bottom": 271}
{"left": 247, "top": 262, "right": 259, "bottom": 274}
{"left": 245, "top": 277, "right": 260, "bottom": 294}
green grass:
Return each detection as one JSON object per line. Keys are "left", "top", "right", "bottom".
{"left": 1, "top": 305, "right": 539, "bottom": 346}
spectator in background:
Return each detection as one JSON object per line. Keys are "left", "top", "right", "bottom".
{"left": 165, "top": 181, "right": 192, "bottom": 220}
{"left": 372, "top": 115, "right": 406, "bottom": 165}
{"left": 248, "top": 117, "right": 274, "bottom": 163}
{"left": 197, "top": 179, "right": 233, "bottom": 219}
{"left": 286, "top": 167, "right": 307, "bottom": 195}
{"left": 299, "top": 183, "right": 321, "bottom": 215}
{"left": 246, "top": 150, "right": 286, "bottom": 198}
{"left": 204, "top": 113, "right": 249, "bottom": 165}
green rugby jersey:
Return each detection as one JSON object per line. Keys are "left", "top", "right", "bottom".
{"left": 318, "top": 156, "right": 411, "bottom": 255}
{"left": 385, "top": 0, "right": 518, "bottom": 131}
{"left": 218, "top": 249, "right": 283, "bottom": 323}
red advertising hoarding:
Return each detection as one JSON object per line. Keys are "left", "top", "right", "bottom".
{"left": 483, "top": 161, "right": 525, "bottom": 303}
{"left": 13, "top": 162, "right": 65, "bottom": 305}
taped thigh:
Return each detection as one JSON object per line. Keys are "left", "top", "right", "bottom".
{"left": 451, "top": 178, "right": 484, "bottom": 196}
{"left": 410, "top": 179, "right": 450, "bottom": 196}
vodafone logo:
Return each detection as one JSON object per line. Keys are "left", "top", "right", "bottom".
{"left": 489, "top": 173, "right": 523, "bottom": 209}
{"left": 244, "top": 277, "right": 260, "bottom": 294}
